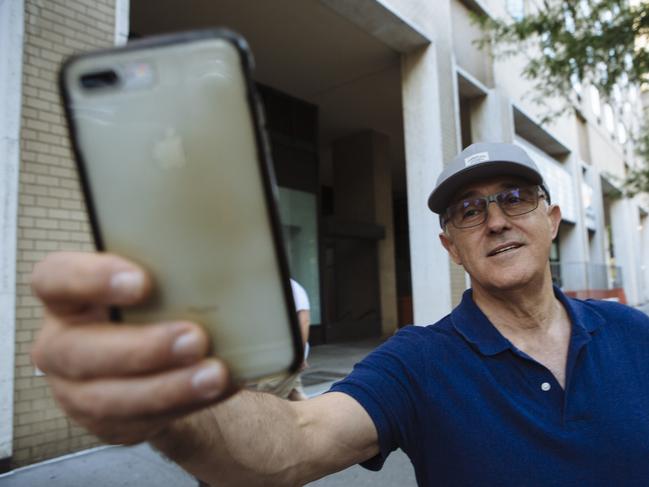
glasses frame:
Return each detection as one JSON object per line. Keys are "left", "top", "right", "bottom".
{"left": 441, "top": 185, "right": 547, "bottom": 230}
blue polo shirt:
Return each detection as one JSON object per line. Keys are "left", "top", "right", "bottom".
{"left": 330, "top": 288, "right": 649, "bottom": 486}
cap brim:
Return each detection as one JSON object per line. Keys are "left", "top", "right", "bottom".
{"left": 427, "top": 161, "right": 544, "bottom": 214}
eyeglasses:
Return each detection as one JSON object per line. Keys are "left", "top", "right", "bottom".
{"left": 442, "top": 186, "right": 546, "bottom": 229}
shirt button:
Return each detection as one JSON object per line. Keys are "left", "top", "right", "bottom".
{"left": 541, "top": 382, "right": 551, "bottom": 391}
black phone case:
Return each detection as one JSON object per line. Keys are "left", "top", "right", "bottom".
{"left": 59, "top": 29, "right": 304, "bottom": 379}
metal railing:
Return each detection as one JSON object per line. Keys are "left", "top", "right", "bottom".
{"left": 550, "top": 261, "right": 623, "bottom": 291}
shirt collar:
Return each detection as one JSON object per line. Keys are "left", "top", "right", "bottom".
{"left": 451, "top": 286, "right": 604, "bottom": 356}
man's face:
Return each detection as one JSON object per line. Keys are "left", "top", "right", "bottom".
{"left": 439, "top": 177, "right": 561, "bottom": 293}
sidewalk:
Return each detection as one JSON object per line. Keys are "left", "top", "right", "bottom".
{"left": 0, "top": 338, "right": 416, "bottom": 487}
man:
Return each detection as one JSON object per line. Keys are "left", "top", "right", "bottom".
{"left": 31, "top": 143, "right": 649, "bottom": 486}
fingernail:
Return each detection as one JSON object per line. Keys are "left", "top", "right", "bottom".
{"left": 172, "top": 330, "right": 203, "bottom": 362}
{"left": 110, "top": 271, "right": 144, "bottom": 299}
{"left": 192, "top": 362, "right": 223, "bottom": 399}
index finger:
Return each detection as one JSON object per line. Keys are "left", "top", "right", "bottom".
{"left": 31, "top": 252, "right": 152, "bottom": 316}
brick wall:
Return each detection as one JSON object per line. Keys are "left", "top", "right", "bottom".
{"left": 14, "top": 0, "right": 116, "bottom": 467}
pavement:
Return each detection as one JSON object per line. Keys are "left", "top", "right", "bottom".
{"left": 0, "top": 338, "right": 417, "bottom": 487}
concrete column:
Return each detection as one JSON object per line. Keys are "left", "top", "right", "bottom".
{"left": 0, "top": 0, "right": 24, "bottom": 460}
{"left": 469, "top": 89, "right": 515, "bottom": 144}
{"left": 559, "top": 155, "right": 591, "bottom": 292}
{"left": 382, "top": 0, "right": 458, "bottom": 320}
{"left": 401, "top": 45, "right": 454, "bottom": 323}
{"left": 371, "top": 135, "right": 399, "bottom": 336}
{"left": 114, "top": 0, "right": 130, "bottom": 45}
{"left": 631, "top": 203, "right": 643, "bottom": 305}
{"left": 331, "top": 131, "right": 398, "bottom": 336}
{"left": 585, "top": 168, "right": 607, "bottom": 267}
{"left": 641, "top": 213, "right": 649, "bottom": 303}
{"left": 558, "top": 222, "right": 588, "bottom": 291}
{"left": 610, "top": 198, "right": 640, "bottom": 304}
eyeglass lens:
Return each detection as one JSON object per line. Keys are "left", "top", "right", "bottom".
{"left": 449, "top": 186, "right": 540, "bottom": 229}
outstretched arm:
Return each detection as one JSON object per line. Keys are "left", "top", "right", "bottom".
{"left": 31, "top": 252, "right": 378, "bottom": 486}
{"left": 153, "top": 391, "right": 377, "bottom": 486}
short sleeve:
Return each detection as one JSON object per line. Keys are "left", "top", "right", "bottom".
{"left": 328, "top": 327, "right": 427, "bottom": 471}
{"left": 290, "top": 279, "right": 310, "bottom": 311}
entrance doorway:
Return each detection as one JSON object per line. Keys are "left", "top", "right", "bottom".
{"left": 130, "top": 0, "right": 408, "bottom": 343}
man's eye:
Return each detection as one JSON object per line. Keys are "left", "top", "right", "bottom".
{"left": 505, "top": 194, "right": 522, "bottom": 204}
{"left": 500, "top": 189, "right": 526, "bottom": 205}
{"left": 462, "top": 208, "right": 481, "bottom": 219}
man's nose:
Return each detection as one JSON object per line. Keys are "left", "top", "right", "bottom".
{"left": 485, "top": 201, "right": 511, "bottom": 232}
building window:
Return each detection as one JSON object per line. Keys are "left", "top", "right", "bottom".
{"left": 612, "top": 83, "right": 622, "bottom": 105}
{"left": 618, "top": 123, "right": 627, "bottom": 144}
{"left": 506, "top": 0, "right": 525, "bottom": 20}
{"left": 603, "top": 104, "right": 615, "bottom": 134}
{"left": 589, "top": 85, "right": 601, "bottom": 118}
{"left": 571, "top": 73, "right": 582, "bottom": 96}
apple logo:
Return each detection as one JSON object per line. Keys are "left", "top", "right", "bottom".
{"left": 153, "top": 127, "right": 187, "bottom": 169}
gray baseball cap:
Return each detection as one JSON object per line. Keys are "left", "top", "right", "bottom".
{"left": 427, "top": 142, "right": 548, "bottom": 214}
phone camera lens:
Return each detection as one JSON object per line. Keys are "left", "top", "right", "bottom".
{"left": 80, "top": 70, "right": 120, "bottom": 90}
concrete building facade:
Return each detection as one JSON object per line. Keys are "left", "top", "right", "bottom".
{"left": 1, "top": 0, "right": 648, "bottom": 468}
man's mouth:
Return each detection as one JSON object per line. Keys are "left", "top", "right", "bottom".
{"left": 487, "top": 243, "right": 523, "bottom": 257}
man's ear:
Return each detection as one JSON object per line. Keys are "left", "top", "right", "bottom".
{"left": 439, "top": 231, "right": 463, "bottom": 266}
{"left": 547, "top": 204, "right": 562, "bottom": 240}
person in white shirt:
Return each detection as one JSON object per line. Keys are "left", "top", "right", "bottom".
{"left": 253, "top": 278, "right": 311, "bottom": 400}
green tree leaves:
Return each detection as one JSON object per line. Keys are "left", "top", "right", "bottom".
{"left": 476, "top": 0, "right": 649, "bottom": 195}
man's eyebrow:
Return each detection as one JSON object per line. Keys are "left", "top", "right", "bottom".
{"left": 499, "top": 181, "right": 520, "bottom": 189}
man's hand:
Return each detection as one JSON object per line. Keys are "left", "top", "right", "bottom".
{"left": 31, "top": 251, "right": 380, "bottom": 486}
{"left": 30, "top": 251, "right": 234, "bottom": 445}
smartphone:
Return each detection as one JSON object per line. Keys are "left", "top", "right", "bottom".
{"left": 59, "top": 29, "right": 303, "bottom": 383}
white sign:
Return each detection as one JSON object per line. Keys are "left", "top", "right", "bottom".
{"left": 464, "top": 152, "right": 489, "bottom": 167}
